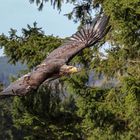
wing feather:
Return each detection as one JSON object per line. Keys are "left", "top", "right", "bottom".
{"left": 46, "top": 15, "right": 110, "bottom": 62}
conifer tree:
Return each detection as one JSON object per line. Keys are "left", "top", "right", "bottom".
{"left": 0, "top": 23, "right": 82, "bottom": 139}
{"left": 0, "top": 0, "right": 140, "bottom": 139}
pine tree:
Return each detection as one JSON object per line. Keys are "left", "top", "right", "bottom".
{"left": 0, "top": 0, "right": 140, "bottom": 139}
{"left": 0, "top": 23, "right": 82, "bottom": 139}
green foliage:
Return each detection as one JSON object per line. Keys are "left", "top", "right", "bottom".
{"left": 61, "top": 0, "right": 140, "bottom": 139}
{"left": 29, "top": 0, "right": 98, "bottom": 24}
{"left": 95, "top": 0, "right": 140, "bottom": 77}
{"left": 0, "top": 84, "right": 12, "bottom": 140}
{"left": 12, "top": 83, "right": 82, "bottom": 140}
{"left": 29, "top": 0, "right": 76, "bottom": 11}
{"left": 0, "top": 0, "right": 140, "bottom": 139}
{"left": 0, "top": 22, "right": 62, "bottom": 69}
{"left": 0, "top": 83, "right": 23, "bottom": 140}
{"left": 0, "top": 23, "right": 82, "bottom": 139}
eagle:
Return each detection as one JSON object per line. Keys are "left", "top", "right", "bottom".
{"left": 0, "top": 15, "right": 110, "bottom": 97}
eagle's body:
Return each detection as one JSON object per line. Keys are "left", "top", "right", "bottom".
{"left": 0, "top": 15, "right": 110, "bottom": 97}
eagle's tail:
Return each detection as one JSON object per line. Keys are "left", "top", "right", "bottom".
{"left": 69, "top": 15, "right": 110, "bottom": 46}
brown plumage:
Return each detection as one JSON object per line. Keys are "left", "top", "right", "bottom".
{"left": 0, "top": 15, "right": 110, "bottom": 97}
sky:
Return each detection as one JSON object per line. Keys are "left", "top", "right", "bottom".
{"left": 0, "top": 0, "right": 78, "bottom": 56}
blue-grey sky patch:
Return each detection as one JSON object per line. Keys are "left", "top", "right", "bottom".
{"left": 0, "top": 0, "right": 78, "bottom": 56}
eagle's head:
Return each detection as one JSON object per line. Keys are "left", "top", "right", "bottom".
{"left": 67, "top": 66, "right": 78, "bottom": 73}
{"left": 60, "top": 65, "right": 79, "bottom": 75}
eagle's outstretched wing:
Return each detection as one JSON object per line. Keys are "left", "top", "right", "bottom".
{"left": 0, "top": 15, "right": 110, "bottom": 97}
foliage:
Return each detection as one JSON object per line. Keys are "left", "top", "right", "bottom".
{"left": 12, "top": 82, "right": 82, "bottom": 140}
{"left": 66, "top": 0, "right": 140, "bottom": 139}
{"left": 0, "top": 0, "right": 140, "bottom": 139}
{"left": 60, "top": 0, "right": 140, "bottom": 139}
{"left": 0, "top": 22, "right": 62, "bottom": 69}
{"left": 0, "top": 23, "right": 82, "bottom": 139}
{"left": 29, "top": 0, "right": 76, "bottom": 11}
{"left": 29, "top": 0, "right": 100, "bottom": 24}
{"left": 0, "top": 83, "right": 12, "bottom": 140}
{"left": 0, "top": 83, "right": 23, "bottom": 140}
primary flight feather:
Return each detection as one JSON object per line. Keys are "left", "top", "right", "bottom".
{"left": 0, "top": 15, "right": 110, "bottom": 97}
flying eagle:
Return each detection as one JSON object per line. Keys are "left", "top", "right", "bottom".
{"left": 0, "top": 15, "right": 110, "bottom": 97}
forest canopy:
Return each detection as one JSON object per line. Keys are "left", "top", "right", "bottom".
{"left": 0, "top": 0, "right": 140, "bottom": 139}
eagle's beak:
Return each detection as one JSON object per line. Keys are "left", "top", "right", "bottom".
{"left": 69, "top": 67, "right": 78, "bottom": 73}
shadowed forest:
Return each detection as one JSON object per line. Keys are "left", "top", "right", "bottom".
{"left": 0, "top": 0, "right": 140, "bottom": 139}
{"left": 0, "top": 56, "right": 26, "bottom": 86}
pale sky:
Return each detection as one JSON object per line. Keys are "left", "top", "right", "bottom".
{"left": 0, "top": 0, "right": 78, "bottom": 56}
